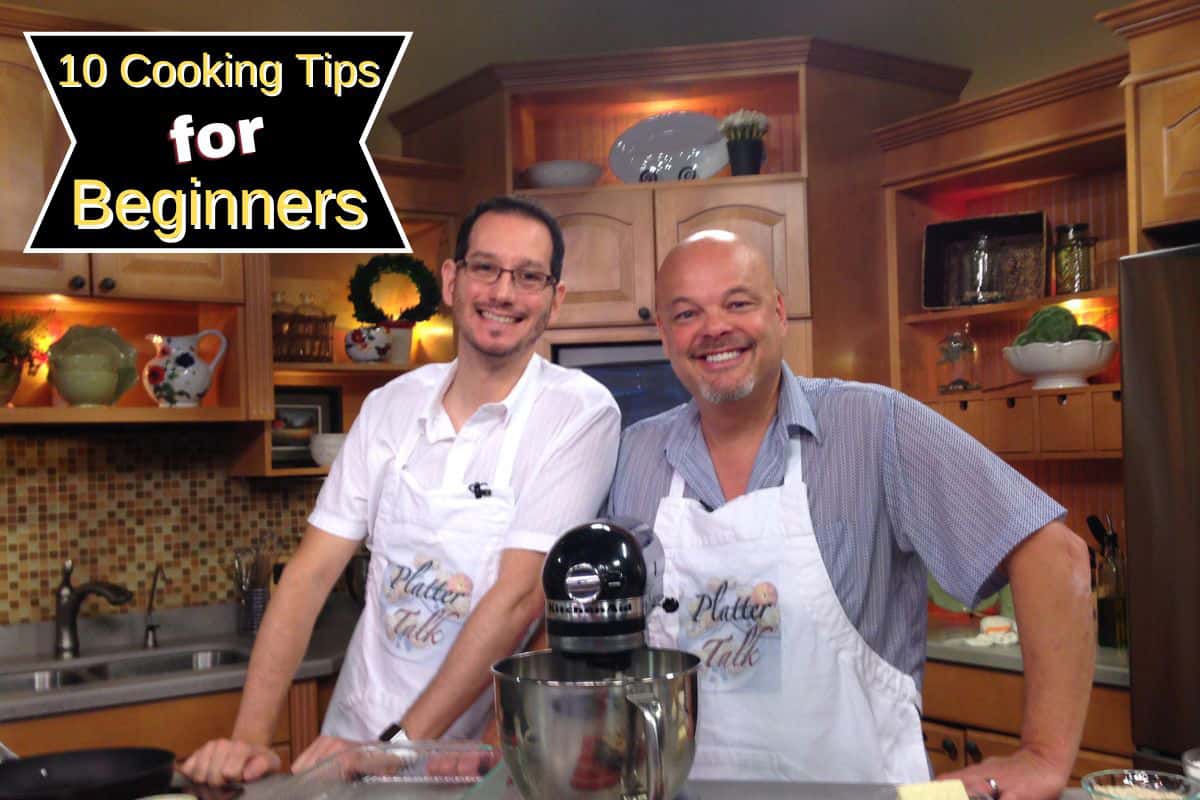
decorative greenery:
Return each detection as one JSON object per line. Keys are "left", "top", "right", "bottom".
{"left": 719, "top": 108, "right": 770, "bottom": 141}
{"left": 348, "top": 254, "right": 441, "bottom": 326}
{"left": 0, "top": 313, "right": 44, "bottom": 365}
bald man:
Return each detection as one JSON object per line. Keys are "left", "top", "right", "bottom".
{"left": 607, "top": 231, "right": 1094, "bottom": 799}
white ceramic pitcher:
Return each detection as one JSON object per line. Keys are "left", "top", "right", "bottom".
{"left": 142, "top": 330, "right": 227, "bottom": 408}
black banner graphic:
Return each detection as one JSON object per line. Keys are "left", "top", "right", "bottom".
{"left": 25, "top": 33, "right": 410, "bottom": 252}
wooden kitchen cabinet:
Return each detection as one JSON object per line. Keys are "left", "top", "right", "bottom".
{"left": 983, "top": 394, "right": 1036, "bottom": 456}
{"left": 1092, "top": 388, "right": 1123, "bottom": 452}
{"left": 0, "top": 679, "right": 321, "bottom": 762}
{"left": 1099, "top": 1, "right": 1200, "bottom": 248}
{"left": 1038, "top": 390, "right": 1093, "bottom": 453}
{"left": 941, "top": 397, "right": 987, "bottom": 444}
{"left": 530, "top": 187, "right": 656, "bottom": 328}
{"left": 922, "top": 720, "right": 965, "bottom": 775}
{"left": 654, "top": 177, "right": 810, "bottom": 318}
{"left": 87, "top": 253, "right": 244, "bottom": 303}
{"left": 0, "top": 33, "right": 89, "bottom": 294}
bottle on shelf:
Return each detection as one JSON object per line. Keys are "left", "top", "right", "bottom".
{"left": 936, "top": 322, "right": 980, "bottom": 393}
{"left": 1053, "top": 223, "right": 1097, "bottom": 295}
{"left": 960, "top": 233, "right": 1004, "bottom": 305}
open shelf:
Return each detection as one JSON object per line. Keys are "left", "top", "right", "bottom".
{"left": 0, "top": 406, "right": 244, "bottom": 425}
{"left": 903, "top": 288, "right": 1118, "bottom": 325}
{"left": 273, "top": 362, "right": 411, "bottom": 378}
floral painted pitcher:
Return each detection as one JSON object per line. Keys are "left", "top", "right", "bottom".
{"left": 142, "top": 330, "right": 227, "bottom": 407}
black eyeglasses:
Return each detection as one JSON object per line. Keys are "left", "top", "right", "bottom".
{"left": 457, "top": 259, "right": 557, "bottom": 292}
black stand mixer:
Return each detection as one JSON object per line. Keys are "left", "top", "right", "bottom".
{"left": 492, "top": 518, "right": 700, "bottom": 800}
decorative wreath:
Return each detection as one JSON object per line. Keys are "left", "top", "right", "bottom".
{"left": 347, "top": 254, "right": 441, "bottom": 326}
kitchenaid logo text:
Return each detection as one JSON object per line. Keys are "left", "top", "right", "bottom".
{"left": 24, "top": 32, "right": 411, "bottom": 253}
{"left": 383, "top": 559, "right": 473, "bottom": 651}
{"left": 547, "top": 598, "right": 636, "bottom": 618}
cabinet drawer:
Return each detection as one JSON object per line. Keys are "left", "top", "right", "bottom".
{"left": 922, "top": 720, "right": 965, "bottom": 775}
{"left": 1071, "top": 749, "right": 1131, "bottom": 784}
{"left": 964, "top": 728, "right": 1020, "bottom": 766}
{"left": 1038, "top": 391, "right": 1093, "bottom": 452}
{"left": 1092, "top": 389, "right": 1123, "bottom": 452}
{"left": 984, "top": 395, "right": 1035, "bottom": 454}
{"left": 943, "top": 398, "right": 986, "bottom": 443}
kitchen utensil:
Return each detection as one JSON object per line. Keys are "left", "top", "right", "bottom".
{"left": 1001, "top": 339, "right": 1118, "bottom": 390}
{"left": 142, "top": 329, "right": 228, "bottom": 407}
{"left": 1086, "top": 515, "right": 1110, "bottom": 554}
{"left": 258, "top": 741, "right": 497, "bottom": 799}
{"left": 522, "top": 159, "right": 603, "bottom": 188}
{"left": 493, "top": 648, "right": 699, "bottom": 800}
{"left": 1082, "top": 768, "right": 1200, "bottom": 799}
{"left": 47, "top": 325, "right": 138, "bottom": 406}
{"left": 609, "top": 112, "right": 727, "bottom": 183}
{"left": 0, "top": 746, "right": 175, "bottom": 800}
{"left": 490, "top": 518, "right": 693, "bottom": 800}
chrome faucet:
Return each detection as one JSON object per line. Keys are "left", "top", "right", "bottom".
{"left": 54, "top": 559, "right": 133, "bottom": 659}
{"left": 144, "top": 564, "right": 166, "bottom": 649}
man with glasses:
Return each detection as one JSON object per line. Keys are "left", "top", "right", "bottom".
{"left": 182, "top": 196, "right": 620, "bottom": 785}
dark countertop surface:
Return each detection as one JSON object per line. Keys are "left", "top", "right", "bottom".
{"left": 925, "top": 614, "right": 1129, "bottom": 687}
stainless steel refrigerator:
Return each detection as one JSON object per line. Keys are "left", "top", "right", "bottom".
{"left": 1119, "top": 243, "right": 1200, "bottom": 771}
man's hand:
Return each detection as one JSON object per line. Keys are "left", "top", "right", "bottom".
{"left": 290, "top": 735, "right": 360, "bottom": 774}
{"left": 179, "top": 738, "right": 281, "bottom": 786}
{"left": 941, "top": 745, "right": 1070, "bottom": 800}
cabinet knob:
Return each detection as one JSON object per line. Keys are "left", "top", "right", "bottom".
{"left": 68, "top": 275, "right": 86, "bottom": 291}
{"left": 941, "top": 737, "right": 958, "bottom": 761}
{"left": 638, "top": 306, "right": 652, "bottom": 321}
{"left": 98, "top": 277, "right": 116, "bottom": 293}
{"left": 965, "top": 739, "right": 983, "bottom": 763}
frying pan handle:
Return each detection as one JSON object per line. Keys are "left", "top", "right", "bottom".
{"left": 626, "top": 684, "right": 666, "bottom": 800}
{"left": 0, "top": 739, "right": 17, "bottom": 763}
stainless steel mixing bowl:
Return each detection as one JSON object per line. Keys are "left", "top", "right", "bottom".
{"left": 492, "top": 648, "right": 699, "bottom": 800}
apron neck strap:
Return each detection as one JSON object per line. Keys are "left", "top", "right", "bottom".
{"left": 666, "top": 435, "right": 806, "bottom": 500}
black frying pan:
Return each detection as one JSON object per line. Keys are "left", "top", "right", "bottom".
{"left": 0, "top": 747, "right": 175, "bottom": 800}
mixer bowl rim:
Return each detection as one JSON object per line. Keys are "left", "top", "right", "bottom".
{"left": 491, "top": 648, "right": 701, "bottom": 688}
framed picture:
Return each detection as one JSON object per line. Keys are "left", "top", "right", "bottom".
{"left": 272, "top": 386, "right": 343, "bottom": 467}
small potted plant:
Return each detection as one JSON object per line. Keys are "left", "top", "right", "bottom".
{"left": 0, "top": 312, "right": 46, "bottom": 406}
{"left": 719, "top": 108, "right": 770, "bottom": 176}
{"left": 347, "top": 254, "right": 442, "bottom": 365}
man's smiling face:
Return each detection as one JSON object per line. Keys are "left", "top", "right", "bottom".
{"left": 442, "top": 210, "right": 564, "bottom": 362}
{"left": 655, "top": 234, "right": 786, "bottom": 407}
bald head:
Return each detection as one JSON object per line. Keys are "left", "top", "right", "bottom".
{"left": 656, "top": 231, "right": 775, "bottom": 315}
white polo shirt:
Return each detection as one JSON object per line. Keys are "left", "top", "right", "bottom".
{"left": 310, "top": 354, "right": 620, "bottom": 553}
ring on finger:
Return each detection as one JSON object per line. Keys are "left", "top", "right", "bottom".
{"left": 986, "top": 777, "right": 1000, "bottom": 799}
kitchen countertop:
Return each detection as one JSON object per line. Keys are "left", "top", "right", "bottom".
{"left": 926, "top": 614, "right": 1130, "bottom": 688}
{"left": 0, "top": 594, "right": 359, "bottom": 722}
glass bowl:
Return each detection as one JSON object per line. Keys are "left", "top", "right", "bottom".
{"left": 1082, "top": 769, "right": 1200, "bottom": 799}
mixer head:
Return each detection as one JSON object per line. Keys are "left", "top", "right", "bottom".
{"left": 542, "top": 518, "right": 676, "bottom": 657}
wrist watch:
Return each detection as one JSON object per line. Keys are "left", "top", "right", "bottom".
{"left": 378, "top": 723, "right": 410, "bottom": 744}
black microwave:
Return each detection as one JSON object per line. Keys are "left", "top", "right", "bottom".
{"left": 551, "top": 342, "right": 690, "bottom": 429}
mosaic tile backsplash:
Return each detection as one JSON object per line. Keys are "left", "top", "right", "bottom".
{"left": 1, "top": 427, "right": 322, "bottom": 625}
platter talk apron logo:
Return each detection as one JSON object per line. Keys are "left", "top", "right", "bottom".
{"left": 682, "top": 577, "right": 781, "bottom": 689}
{"left": 383, "top": 557, "right": 473, "bottom": 649}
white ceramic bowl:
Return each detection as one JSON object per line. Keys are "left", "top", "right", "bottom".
{"left": 522, "top": 160, "right": 602, "bottom": 188}
{"left": 1002, "top": 339, "right": 1117, "bottom": 391}
{"left": 310, "top": 433, "right": 347, "bottom": 467}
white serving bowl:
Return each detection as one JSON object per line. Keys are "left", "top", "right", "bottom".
{"left": 310, "top": 433, "right": 347, "bottom": 467}
{"left": 1002, "top": 339, "right": 1117, "bottom": 390}
{"left": 522, "top": 160, "right": 602, "bottom": 188}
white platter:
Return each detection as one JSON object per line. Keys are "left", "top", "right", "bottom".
{"left": 609, "top": 112, "right": 727, "bottom": 183}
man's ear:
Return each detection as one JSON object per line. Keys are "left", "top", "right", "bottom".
{"left": 441, "top": 259, "right": 458, "bottom": 306}
{"left": 546, "top": 281, "right": 567, "bottom": 324}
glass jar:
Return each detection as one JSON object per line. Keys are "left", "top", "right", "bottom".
{"left": 270, "top": 292, "right": 294, "bottom": 361}
{"left": 960, "top": 233, "right": 1003, "bottom": 305}
{"left": 936, "top": 322, "right": 980, "bottom": 393}
{"left": 1054, "top": 223, "right": 1096, "bottom": 295}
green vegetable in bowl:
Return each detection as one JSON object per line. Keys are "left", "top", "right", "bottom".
{"left": 1074, "top": 324, "right": 1111, "bottom": 342}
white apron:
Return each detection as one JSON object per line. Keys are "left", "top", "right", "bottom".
{"left": 323, "top": 390, "right": 535, "bottom": 741}
{"left": 648, "top": 439, "right": 929, "bottom": 783}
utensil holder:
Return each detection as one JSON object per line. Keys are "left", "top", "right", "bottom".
{"left": 239, "top": 587, "right": 269, "bottom": 635}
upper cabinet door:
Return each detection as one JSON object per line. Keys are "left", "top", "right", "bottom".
{"left": 0, "top": 36, "right": 90, "bottom": 295}
{"left": 89, "top": 253, "right": 244, "bottom": 303}
{"left": 1137, "top": 69, "right": 1200, "bottom": 229}
{"left": 534, "top": 189, "right": 656, "bottom": 328}
{"left": 653, "top": 179, "right": 810, "bottom": 317}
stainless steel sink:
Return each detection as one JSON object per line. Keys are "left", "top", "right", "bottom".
{"left": 85, "top": 648, "right": 250, "bottom": 680}
{"left": 0, "top": 647, "right": 251, "bottom": 695}
{"left": 0, "top": 667, "right": 90, "bottom": 694}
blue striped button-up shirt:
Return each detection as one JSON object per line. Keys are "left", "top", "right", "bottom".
{"left": 606, "top": 363, "right": 1065, "bottom": 687}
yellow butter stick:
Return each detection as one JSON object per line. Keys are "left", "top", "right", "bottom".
{"left": 896, "top": 779, "right": 970, "bottom": 800}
